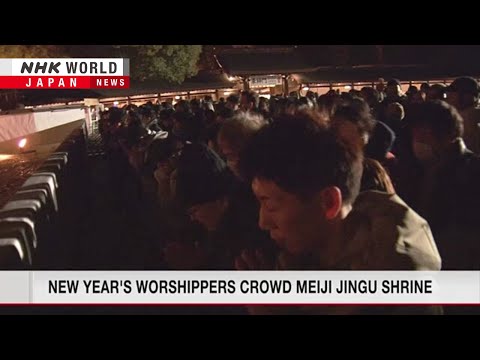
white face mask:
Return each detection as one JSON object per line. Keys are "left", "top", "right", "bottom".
{"left": 412, "top": 141, "right": 436, "bottom": 163}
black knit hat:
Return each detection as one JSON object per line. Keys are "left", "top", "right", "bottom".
{"left": 175, "top": 143, "right": 232, "bottom": 208}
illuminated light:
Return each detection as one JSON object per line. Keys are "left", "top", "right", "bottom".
{"left": 189, "top": 89, "right": 216, "bottom": 94}
{"left": 161, "top": 92, "right": 188, "bottom": 97}
{"left": 130, "top": 94, "right": 158, "bottom": 99}
{"left": 105, "top": 107, "right": 109, "bottom": 111}
{"left": 0, "top": 154, "right": 14, "bottom": 161}
{"left": 175, "top": 96, "right": 181, "bottom": 100}
{"left": 228, "top": 76, "right": 236, "bottom": 81}
{"left": 344, "top": 85, "right": 352, "bottom": 90}
{"left": 302, "top": 86, "right": 310, "bottom": 91}
{"left": 18, "top": 138, "right": 27, "bottom": 149}
{"left": 113, "top": 101, "right": 119, "bottom": 107}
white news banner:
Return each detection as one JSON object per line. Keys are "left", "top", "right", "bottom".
{"left": 0, "top": 271, "right": 479, "bottom": 305}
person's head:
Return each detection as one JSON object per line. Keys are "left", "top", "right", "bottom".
{"left": 239, "top": 111, "right": 364, "bottom": 259}
{"left": 360, "top": 87, "right": 380, "bottom": 108}
{"left": 217, "top": 111, "right": 267, "bottom": 179}
{"left": 411, "top": 91, "right": 426, "bottom": 104}
{"left": 258, "top": 96, "right": 269, "bottom": 112}
{"left": 175, "top": 143, "right": 232, "bottom": 232}
{"left": 386, "top": 102, "right": 405, "bottom": 122}
{"left": 376, "top": 78, "right": 386, "bottom": 93}
{"left": 226, "top": 94, "right": 239, "bottom": 111}
{"left": 420, "top": 83, "right": 430, "bottom": 93}
{"left": 386, "top": 79, "right": 402, "bottom": 98}
{"left": 445, "top": 76, "right": 480, "bottom": 110}
{"left": 172, "top": 112, "right": 203, "bottom": 143}
{"left": 174, "top": 100, "right": 190, "bottom": 113}
{"left": 240, "top": 90, "right": 257, "bottom": 112}
{"left": 106, "top": 108, "right": 124, "bottom": 132}
{"left": 331, "top": 98, "right": 375, "bottom": 150}
{"left": 216, "top": 107, "right": 234, "bottom": 124}
{"left": 204, "top": 109, "right": 216, "bottom": 127}
{"left": 139, "top": 106, "right": 155, "bottom": 127}
{"left": 189, "top": 98, "right": 201, "bottom": 113}
{"left": 159, "top": 108, "right": 175, "bottom": 132}
{"left": 406, "top": 85, "right": 419, "bottom": 97}
{"left": 306, "top": 90, "right": 316, "bottom": 102}
{"left": 152, "top": 137, "right": 178, "bottom": 178}
{"left": 426, "top": 84, "right": 447, "bottom": 101}
{"left": 408, "top": 100, "right": 464, "bottom": 164}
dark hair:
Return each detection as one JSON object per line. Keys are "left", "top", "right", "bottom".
{"left": 175, "top": 143, "right": 232, "bottom": 207}
{"left": 173, "top": 111, "right": 203, "bottom": 142}
{"left": 408, "top": 100, "right": 464, "bottom": 140}
{"left": 107, "top": 108, "right": 123, "bottom": 125}
{"left": 360, "top": 87, "right": 380, "bottom": 105}
{"left": 218, "top": 107, "right": 234, "bottom": 121}
{"left": 241, "top": 90, "right": 257, "bottom": 107}
{"left": 159, "top": 108, "right": 175, "bottom": 119}
{"left": 332, "top": 98, "right": 376, "bottom": 136}
{"left": 239, "top": 111, "right": 363, "bottom": 205}
{"left": 226, "top": 94, "right": 239, "bottom": 104}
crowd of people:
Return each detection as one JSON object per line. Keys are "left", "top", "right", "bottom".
{"left": 98, "top": 76, "right": 480, "bottom": 314}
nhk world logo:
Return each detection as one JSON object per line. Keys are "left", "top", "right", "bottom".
{"left": 0, "top": 58, "right": 130, "bottom": 89}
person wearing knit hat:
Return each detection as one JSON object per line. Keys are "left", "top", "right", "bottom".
{"left": 174, "top": 142, "right": 232, "bottom": 213}
{"left": 164, "top": 142, "right": 275, "bottom": 271}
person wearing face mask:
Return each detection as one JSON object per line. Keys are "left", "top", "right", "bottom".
{"left": 395, "top": 100, "right": 480, "bottom": 275}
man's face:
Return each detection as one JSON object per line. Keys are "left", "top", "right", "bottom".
{"left": 251, "top": 177, "right": 328, "bottom": 255}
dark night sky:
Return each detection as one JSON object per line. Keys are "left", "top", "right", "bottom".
{"left": 214, "top": 45, "right": 480, "bottom": 72}
{"left": 296, "top": 45, "right": 480, "bottom": 67}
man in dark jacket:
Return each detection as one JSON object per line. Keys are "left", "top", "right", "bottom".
{"left": 395, "top": 100, "right": 480, "bottom": 272}
{"left": 164, "top": 143, "right": 274, "bottom": 270}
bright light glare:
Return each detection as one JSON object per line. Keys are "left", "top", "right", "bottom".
{"left": 0, "top": 154, "right": 14, "bottom": 161}
{"left": 18, "top": 138, "right": 27, "bottom": 148}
